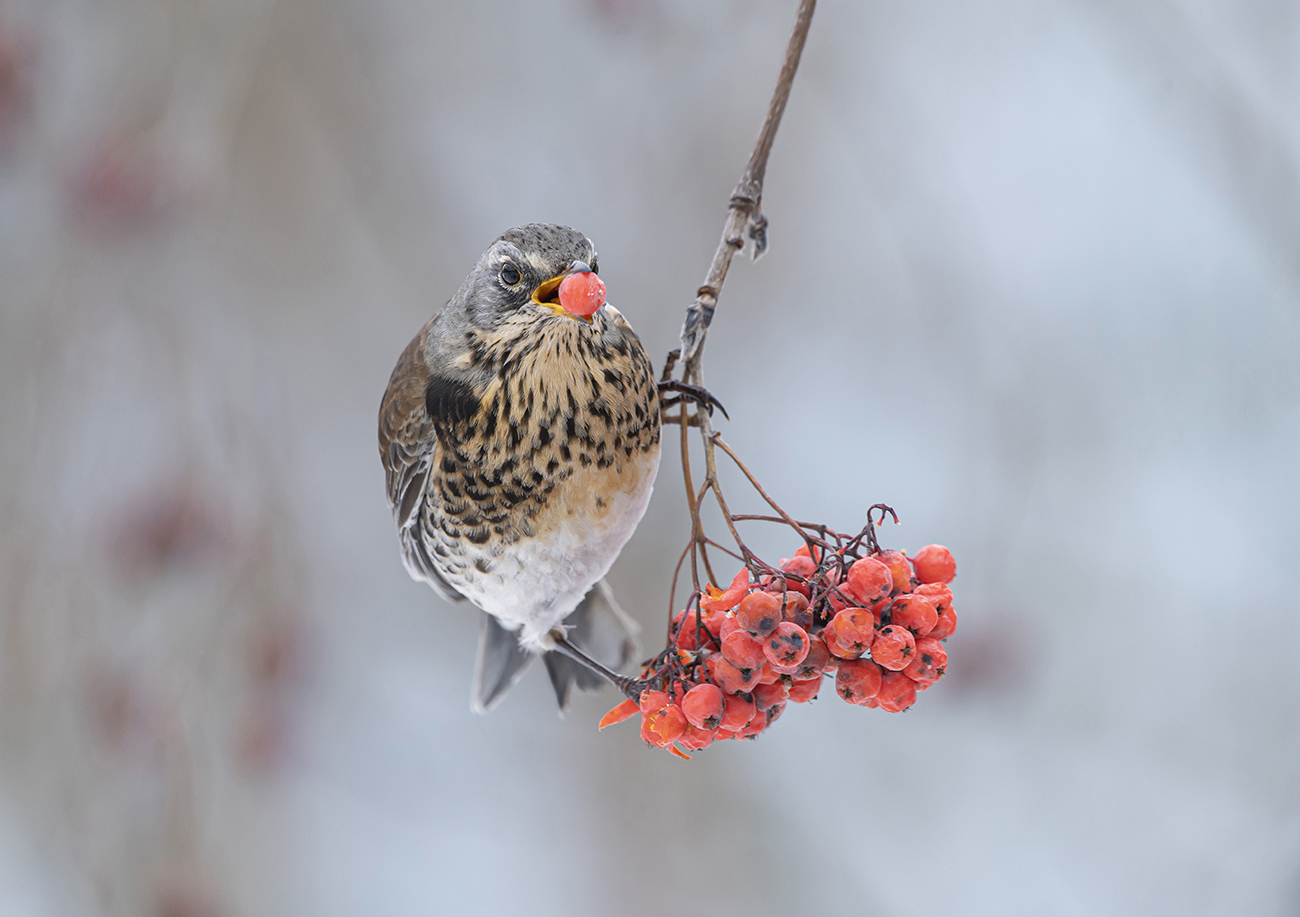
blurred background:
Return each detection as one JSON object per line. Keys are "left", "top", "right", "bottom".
{"left": 1, "top": 0, "right": 1298, "bottom": 914}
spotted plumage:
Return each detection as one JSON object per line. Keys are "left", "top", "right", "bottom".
{"left": 379, "top": 224, "right": 660, "bottom": 712}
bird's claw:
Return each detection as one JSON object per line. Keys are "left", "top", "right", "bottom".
{"left": 657, "top": 381, "right": 729, "bottom": 420}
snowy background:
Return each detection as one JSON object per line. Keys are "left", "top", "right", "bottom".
{"left": 1, "top": 1, "right": 1298, "bottom": 915}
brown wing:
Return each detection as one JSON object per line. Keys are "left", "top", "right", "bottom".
{"left": 378, "top": 321, "right": 463, "bottom": 603}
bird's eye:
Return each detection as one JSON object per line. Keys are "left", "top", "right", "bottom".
{"left": 500, "top": 263, "right": 522, "bottom": 286}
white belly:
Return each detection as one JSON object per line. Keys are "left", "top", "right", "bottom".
{"left": 454, "top": 447, "right": 660, "bottom": 651}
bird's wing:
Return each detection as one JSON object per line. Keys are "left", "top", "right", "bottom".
{"left": 378, "top": 321, "right": 463, "bottom": 603}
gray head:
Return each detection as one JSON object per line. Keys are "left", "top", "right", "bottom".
{"left": 450, "top": 224, "right": 600, "bottom": 329}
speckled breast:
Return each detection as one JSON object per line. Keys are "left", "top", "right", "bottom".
{"left": 417, "top": 305, "right": 661, "bottom": 644}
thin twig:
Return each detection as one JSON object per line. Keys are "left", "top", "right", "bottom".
{"left": 678, "top": 0, "right": 817, "bottom": 370}
{"left": 712, "top": 434, "right": 813, "bottom": 544}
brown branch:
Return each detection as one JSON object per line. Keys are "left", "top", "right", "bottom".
{"left": 677, "top": 0, "right": 817, "bottom": 372}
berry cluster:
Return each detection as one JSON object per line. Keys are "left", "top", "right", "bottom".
{"left": 600, "top": 541, "right": 958, "bottom": 758}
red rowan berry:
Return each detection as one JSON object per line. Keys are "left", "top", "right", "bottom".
{"left": 638, "top": 689, "right": 670, "bottom": 715}
{"left": 642, "top": 702, "right": 686, "bottom": 744}
{"left": 929, "top": 604, "right": 957, "bottom": 640}
{"left": 914, "top": 583, "right": 952, "bottom": 617}
{"left": 672, "top": 609, "right": 711, "bottom": 650}
{"left": 762, "top": 572, "right": 811, "bottom": 599}
{"left": 780, "top": 554, "right": 817, "bottom": 579}
{"left": 780, "top": 591, "right": 813, "bottom": 631}
{"left": 912, "top": 544, "right": 956, "bottom": 585}
{"left": 705, "top": 654, "right": 760, "bottom": 693}
{"left": 721, "top": 630, "right": 767, "bottom": 677}
{"left": 889, "top": 594, "right": 937, "bottom": 638}
{"left": 904, "top": 638, "right": 948, "bottom": 686}
{"left": 681, "top": 683, "right": 725, "bottom": 730}
{"left": 794, "top": 543, "right": 823, "bottom": 563}
{"left": 734, "top": 711, "right": 768, "bottom": 739}
{"left": 764, "top": 622, "right": 810, "bottom": 669}
{"left": 876, "top": 671, "right": 917, "bottom": 713}
{"left": 835, "top": 658, "right": 883, "bottom": 704}
{"left": 793, "top": 632, "right": 832, "bottom": 679}
{"left": 917, "top": 584, "right": 956, "bottom": 639}
{"left": 823, "top": 607, "right": 876, "bottom": 659}
{"left": 870, "top": 625, "right": 916, "bottom": 671}
{"left": 736, "top": 591, "right": 783, "bottom": 637}
{"left": 846, "top": 556, "right": 892, "bottom": 604}
{"left": 877, "top": 550, "right": 915, "bottom": 594}
{"left": 676, "top": 722, "right": 718, "bottom": 751}
{"left": 719, "top": 612, "right": 742, "bottom": 641}
{"left": 756, "top": 661, "right": 782, "bottom": 685}
{"left": 558, "top": 270, "right": 606, "bottom": 317}
{"left": 787, "top": 674, "right": 823, "bottom": 703}
{"left": 718, "top": 692, "right": 756, "bottom": 732}
{"left": 752, "top": 679, "right": 789, "bottom": 710}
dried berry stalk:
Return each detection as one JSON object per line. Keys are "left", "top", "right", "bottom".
{"left": 661, "top": 0, "right": 818, "bottom": 612}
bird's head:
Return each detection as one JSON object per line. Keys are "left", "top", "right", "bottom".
{"left": 454, "top": 223, "right": 604, "bottom": 329}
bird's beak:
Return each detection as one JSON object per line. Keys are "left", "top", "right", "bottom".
{"left": 531, "top": 261, "right": 597, "bottom": 321}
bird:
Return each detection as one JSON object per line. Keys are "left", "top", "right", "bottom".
{"left": 378, "top": 224, "right": 661, "bottom": 713}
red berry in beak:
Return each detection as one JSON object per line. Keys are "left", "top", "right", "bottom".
{"left": 558, "top": 271, "right": 606, "bottom": 317}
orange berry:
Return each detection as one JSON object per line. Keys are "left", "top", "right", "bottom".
{"left": 756, "top": 661, "right": 782, "bottom": 685}
{"left": 700, "top": 568, "right": 750, "bottom": 612}
{"left": 681, "top": 683, "right": 725, "bottom": 730}
{"left": 876, "top": 671, "right": 917, "bottom": 712}
{"left": 736, "top": 591, "right": 783, "bottom": 637}
{"left": 846, "top": 556, "right": 892, "bottom": 604}
{"left": 719, "top": 612, "right": 742, "bottom": 641}
{"left": 888, "top": 594, "right": 938, "bottom": 638}
{"left": 598, "top": 698, "right": 640, "bottom": 730}
{"left": 718, "top": 692, "right": 756, "bottom": 732}
{"left": 780, "top": 554, "right": 817, "bottom": 579}
{"left": 787, "top": 674, "right": 823, "bottom": 703}
{"left": 721, "top": 630, "right": 767, "bottom": 677}
{"left": 705, "top": 653, "right": 760, "bottom": 693}
{"left": 557, "top": 270, "right": 606, "bottom": 317}
{"left": 875, "top": 550, "right": 915, "bottom": 594}
{"left": 912, "top": 544, "right": 956, "bottom": 585}
{"left": 904, "top": 637, "right": 947, "bottom": 686}
{"left": 824, "top": 608, "right": 876, "bottom": 659}
{"left": 870, "top": 625, "right": 916, "bottom": 671}
{"left": 835, "top": 658, "right": 882, "bottom": 704}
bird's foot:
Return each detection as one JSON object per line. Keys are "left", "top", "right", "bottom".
{"left": 657, "top": 380, "right": 729, "bottom": 420}
{"left": 547, "top": 629, "right": 645, "bottom": 701}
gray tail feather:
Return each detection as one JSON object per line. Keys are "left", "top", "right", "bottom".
{"left": 469, "top": 579, "right": 641, "bottom": 715}
{"left": 470, "top": 613, "right": 535, "bottom": 715}
{"left": 543, "top": 579, "right": 641, "bottom": 714}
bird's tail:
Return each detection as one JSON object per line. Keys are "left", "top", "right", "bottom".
{"left": 544, "top": 579, "right": 641, "bottom": 713}
{"left": 469, "top": 578, "right": 641, "bottom": 715}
